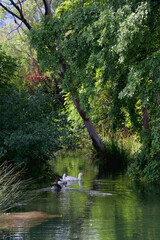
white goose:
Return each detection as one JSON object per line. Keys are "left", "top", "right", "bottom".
{"left": 58, "top": 173, "right": 67, "bottom": 185}
{"left": 64, "top": 173, "right": 84, "bottom": 181}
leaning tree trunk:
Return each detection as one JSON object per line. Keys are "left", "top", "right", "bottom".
{"left": 59, "top": 57, "right": 105, "bottom": 152}
{"left": 58, "top": 57, "right": 105, "bottom": 152}
{"left": 72, "top": 97, "right": 105, "bottom": 152}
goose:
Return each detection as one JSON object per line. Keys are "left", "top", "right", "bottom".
{"left": 51, "top": 178, "right": 62, "bottom": 191}
{"left": 65, "top": 173, "right": 84, "bottom": 181}
{"left": 58, "top": 173, "right": 67, "bottom": 185}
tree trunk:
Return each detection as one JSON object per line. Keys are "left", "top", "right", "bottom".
{"left": 72, "top": 97, "right": 105, "bottom": 152}
{"left": 58, "top": 58, "right": 105, "bottom": 152}
{"left": 42, "top": 0, "right": 52, "bottom": 16}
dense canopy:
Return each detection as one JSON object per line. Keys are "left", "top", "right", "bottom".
{"left": 0, "top": 0, "right": 160, "bottom": 181}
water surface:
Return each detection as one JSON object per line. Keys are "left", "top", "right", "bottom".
{"left": 1, "top": 153, "right": 160, "bottom": 240}
{"left": 1, "top": 175, "right": 160, "bottom": 240}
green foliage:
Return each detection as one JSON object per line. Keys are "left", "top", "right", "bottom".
{"left": 0, "top": 20, "right": 38, "bottom": 87}
{"left": 92, "top": 130, "right": 141, "bottom": 175}
{"left": 0, "top": 46, "right": 17, "bottom": 86}
{"left": 29, "top": 0, "right": 160, "bottom": 181}
{"left": 64, "top": 92, "right": 84, "bottom": 131}
{"left": 128, "top": 152, "right": 160, "bottom": 182}
{"left": 151, "top": 117, "right": 160, "bottom": 156}
{"left": 0, "top": 47, "right": 74, "bottom": 179}
{"left": 143, "top": 161, "right": 160, "bottom": 182}
{"left": 1, "top": 0, "right": 159, "bottom": 181}
{"left": 0, "top": 86, "right": 73, "bottom": 178}
{"left": 127, "top": 152, "right": 148, "bottom": 179}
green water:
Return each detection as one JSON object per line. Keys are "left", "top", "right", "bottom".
{"left": 1, "top": 153, "right": 160, "bottom": 240}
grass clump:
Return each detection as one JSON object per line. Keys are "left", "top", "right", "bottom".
{"left": 0, "top": 163, "right": 30, "bottom": 213}
{"left": 91, "top": 130, "right": 141, "bottom": 175}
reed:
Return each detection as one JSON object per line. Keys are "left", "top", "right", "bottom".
{"left": 0, "top": 163, "right": 30, "bottom": 213}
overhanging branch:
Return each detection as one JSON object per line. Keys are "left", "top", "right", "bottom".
{"left": 0, "top": 0, "right": 31, "bottom": 30}
{"left": 0, "top": 2, "right": 22, "bottom": 20}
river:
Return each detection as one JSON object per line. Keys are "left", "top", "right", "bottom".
{"left": 0, "top": 152, "right": 160, "bottom": 240}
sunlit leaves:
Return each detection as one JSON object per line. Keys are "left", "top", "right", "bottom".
{"left": 0, "top": 47, "right": 74, "bottom": 178}
{"left": 29, "top": 0, "right": 160, "bottom": 179}
{"left": 0, "top": 46, "right": 17, "bottom": 85}
{"left": 113, "top": 3, "right": 149, "bottom": 62}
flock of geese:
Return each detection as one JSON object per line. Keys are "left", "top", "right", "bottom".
{"left": 51, "top": 173, "right": 112, "bottom": 196}
{"left": 51, "top": 173, "right": 84, "bottom": 191}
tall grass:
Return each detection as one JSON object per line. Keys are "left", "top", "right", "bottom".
{"left": 90, "top": 130, "right": 142, "bottom": 174}
{"left": 0, "top": 163, "right": 30, "bottom": 213}
{"left": 103, "top": 130, "right": 141, "bottom": 154}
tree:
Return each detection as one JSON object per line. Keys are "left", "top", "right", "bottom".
{"left": 1, "top": 0, "right": 160, "bottom": 179}
{"left": 0, "top": 46, "right": 73, "bottom": 179}
{"left": 0, "top": 0, "right": 105, "bottom": 152}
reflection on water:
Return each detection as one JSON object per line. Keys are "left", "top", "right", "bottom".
{"left": 1, "top": 153, "right": 160, "bottom": 240}
{"left": 0, "top": 211, "right": 62, "bottom": 230}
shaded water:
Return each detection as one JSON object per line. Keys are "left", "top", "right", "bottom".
{"left": 1, "top": 153, "right": 160, "bottom": 240}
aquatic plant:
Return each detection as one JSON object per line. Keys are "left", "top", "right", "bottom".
{"left": 0, "top": 163, "right": 30, "bottom": 213}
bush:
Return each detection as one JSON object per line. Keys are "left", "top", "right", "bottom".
{"left": 0, "top": 86, "right": 73, "bottom": 179}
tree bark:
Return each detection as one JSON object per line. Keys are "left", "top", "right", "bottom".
{"left": 72, "top": 97, "right": 105, "bottom": 152}
{"left": 42, "top": 0, "right": 52, "bottom": 16}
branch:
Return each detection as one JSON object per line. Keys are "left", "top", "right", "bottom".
{"left": 10, "top": 0, "right": 22, "bottom": 13}
{"left": 42, "top": 0, "right": 52, "bottom": 16}
{"left": 0, "top": 0, "right": 32, "bottom": 30}
{"left": 82, "top": 0, "right": 85, "bottom": 7}
{"left": 0, "top": 2, "right": 22, "bottom": 20}
{"left": 28, "top": 48, "right": 40, "bottom": 69}
{"left": 152, "top": 2, "right": 160, "bottom": 8}
{"left": 9, "top": 0, "right": 32, "bottom": 29}
{"left": 17, "top": 0, "right": 23, "bottom": 13}
{"left": 6, "top": 21, "right": 22, "bottom": 39}
{"left": 34, "top": 0, "right": 43, "bottom": 16}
